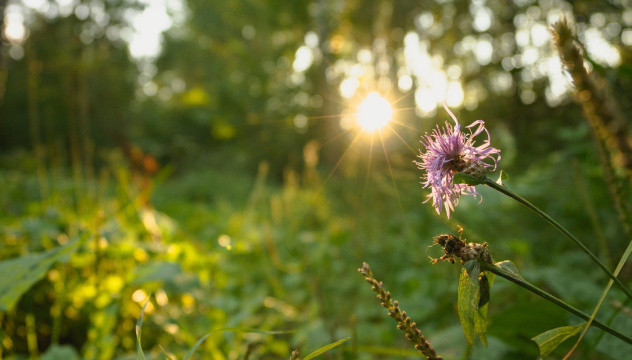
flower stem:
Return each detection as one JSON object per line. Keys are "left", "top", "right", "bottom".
{"left": 478, "top": 260, "right": 632, "bottom": 345}
{"left": 483, "top": 178, "right": 632, "bottom": 300}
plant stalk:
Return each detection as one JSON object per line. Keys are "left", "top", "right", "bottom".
{"left": 483, "top": 178, "right": 632, "bottom": 300}
{"left": 478, "top": 260, "right": 632, "bottom": 345}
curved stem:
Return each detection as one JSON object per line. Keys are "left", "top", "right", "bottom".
{"left": 483, "top": 178, "right": 632, "bottom": 300}
{"left": 478, "top": 260, "right": 632, "bottom": 345}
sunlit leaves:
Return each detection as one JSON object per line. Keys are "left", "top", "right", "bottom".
{"left": 458, "top": 261, "right": 477, "bottom": 345}
{"left": 458, "top": 260, "right": 494, "bottom": 347}
{"left": 0, "top": 237, "right": 81, "bottom": 311}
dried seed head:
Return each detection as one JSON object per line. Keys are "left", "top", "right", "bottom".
{"left": 431, "top": 233, "right": 466, "bottom": 264}
{"left": 431, "top": 230, "right": 492, "bottom": 264}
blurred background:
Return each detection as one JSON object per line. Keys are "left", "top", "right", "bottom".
{"left": 1, "top": 0, "right": 631, "bottom": 359}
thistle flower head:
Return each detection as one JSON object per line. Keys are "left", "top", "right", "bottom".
{"left": 415, "top": 105, "right": 500, "bottom": 218}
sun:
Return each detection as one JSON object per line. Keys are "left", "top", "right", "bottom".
{"left": 356, "top": 92, "right": 393, "bottom": 132}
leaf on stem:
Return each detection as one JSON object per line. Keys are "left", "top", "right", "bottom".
{"left": 494, "top": 260, "right": 523, "bottom": 279}
{"left": 458, "top": 260, "right": 493, "bottom": 347}
{"left": 478, "top": 271, "right": 494, "bottom": 308}
{"left": 474, "top": 271, "right": 494, "bottom": 347}
{"left": 532, "top": 323, "right": 587, "bottom": 356}
{"left": 458, "top": 266, "right": 477, "bottom": 346}
{"left": 496, "top": 170, "right": 509, "bottom": 185}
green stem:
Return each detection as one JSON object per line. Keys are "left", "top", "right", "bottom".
{"left": 25, "top": 312, "right": 39, "bottom": 360}
{"left": 483, "top": 178, "right": 632, "bottom": 300}
{"left": 478, "top": 260, "right": 632, "bottom": 345}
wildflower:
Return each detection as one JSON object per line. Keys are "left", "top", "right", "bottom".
{"left": 415, "top": 104, "right": 500, "bottom": 217}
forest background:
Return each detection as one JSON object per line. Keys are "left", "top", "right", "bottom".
{"left": 1, "top": 0, "right": 632, "bottom": 359}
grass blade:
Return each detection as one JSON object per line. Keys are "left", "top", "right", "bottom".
{"left": 182, "top": 332, "right": 213, "bottom": 360}
{"left": 136, "top": 297, "right": 150, "bottom": 360}
{"left": 303, "top": 337, "right": 350, "bottom": 360}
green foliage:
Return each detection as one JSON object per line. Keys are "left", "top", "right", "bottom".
{"left": 458, "top": 262, "right": 478, "bottom": 346}
{"left": 458, "top": 260, "right": 494, "bottom": 347}
{"left": 0, "top": 237, "right": 81, "bottom": 311}
{"left": 133, "top": 296, "right": 348, "bottom": 360}
{"left": 494, "top": 260, "right": 522, "bottom": 280}
{"left": 532, "top": 323, "right": 587, "bottom": 357}
{"left": 136, "top": 298, "right": 149, "bottom": 360}
{"left": 1, "top": 144, "right": 628, "bottom": 358}
{"left": 302, "top": 337, "right": 350, "bottom": 360}
{"left": 2, "top": 0, "right": 632, "bottom": 358}
{"left": 181, "top": 332, "right": 212, "bottom": 360}
{"left": 0, "top": 149, "right": 452, "bottom": 358}
{"left": 40, "top": 344, "right": 81, "bottom": 360}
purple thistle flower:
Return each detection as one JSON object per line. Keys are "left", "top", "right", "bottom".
{"left": 415, "top": 104, "right": 501, "bottom": 218}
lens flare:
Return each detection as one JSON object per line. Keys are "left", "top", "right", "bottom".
{"left": 356, "top": 92, "right": 393, "bottom": 132}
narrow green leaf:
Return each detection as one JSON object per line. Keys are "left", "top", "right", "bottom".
{"left": 494, "top": 260, "right": 523, "bottom": 279}
{"left": 136, "top": 298, "right": 150, "bottom": 360}
{"left": 458, "top": 267, "right": 478, "bottom": 345}
{"left": 182, "top": 332, "right": 213, "bottom": 360}
{"left": 303, "top": 337, "right": 350, "bottom": 360}
{"left": 179, "top": 327, "right": 294, "bottom": 359}
{"left": 159, "top": 345, "right": 173, "bottom": 360}
{"left": 211, "top": 326, "right": 293, "bottom": 335}
{"left": 0, "top": 237, "right": 81, "bottom": 311}
{"left": 453, "top": 173, "right": 486, "bottom": 186}
{"left": 532, "top": 323, "right": 587, "bottom": 356}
